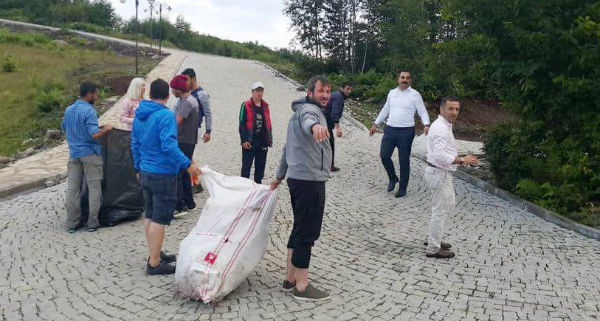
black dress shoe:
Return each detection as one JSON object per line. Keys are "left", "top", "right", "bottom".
{"left": 387, "top": 180, "right": 398, "bottom": 192}
{"left": 426, "top": 249, "right": 455, "bottom": 259}
{"left": 394, "top": 189, "right": 406, "bottom": 197}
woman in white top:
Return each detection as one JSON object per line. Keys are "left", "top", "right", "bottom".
{"left": 120, "top": 77, "right": 146, "bottom": 130}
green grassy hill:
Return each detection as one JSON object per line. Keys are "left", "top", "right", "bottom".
{"left": 0, "top": 29, "right": 156, "bottom": 156}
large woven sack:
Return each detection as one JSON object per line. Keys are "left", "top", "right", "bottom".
{"left": 175, "top": 166, "right": 278, "bottom": 302}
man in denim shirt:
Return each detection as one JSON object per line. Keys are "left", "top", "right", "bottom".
{"left": 62, "top": 81, "right": 113, "bottom": 233}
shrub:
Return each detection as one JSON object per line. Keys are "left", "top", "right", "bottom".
{"left": 0, "top": 28, "right": 24, "bottom": 44}
{"left": 37, "top": 88, "right": 66, "bottom": 113}
{"left": 575, "top": 205, "right": 600, "bottom": 228}
{"left": 0, "top": 28, "right": 50, "bottom": 47}
{"left": 68, "top": 37, "right": 89, "bottom": 47}
{"left": 0, "top": 9, "right": 30, "bottom": 22}
{"left": 364, "top": 76, "right": 397, "bottom": 102}
{"left": 3, "top": 54, "right": 17, "bottom": 72}
{"left": 351, "top": 70, "right": 376, "bottom": 86}
{"left": 327, "top": 73, "right": 353, "bottom": 91}
{"left": 458, "top": 0, "right": 600, "bottom": 225}
{"left": 486, "top": 122, "right": 600, "bottom": 222}
{"left": 326, "top": 70, "right": 398, "bottom": 102}
{"left": 56, "top": 28, "right": 76, "bottom": 37}
{"left": 327, "top": 69, "right": 446, "bottom": 103}
{"left": 64, "top": 22, "right": 110, "bottom": 34}
{"left": 38, "top": 81, "right": 65, "bottom": 93}
{"left": 36, "top": 81, "right": 67, "bottom": 113}
{"left": 89, "top": 40, "right": 109, "bottom": 51}
{"left": 483, "top": 123, "right": 528, "bottom": 190}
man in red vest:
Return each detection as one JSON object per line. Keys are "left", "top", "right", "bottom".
{"left": 239, "top": 82, "right": 273, "bottom": 184}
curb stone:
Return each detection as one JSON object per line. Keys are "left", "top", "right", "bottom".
{"left": 0, "top": 173, "right": 67, "bottom": 200}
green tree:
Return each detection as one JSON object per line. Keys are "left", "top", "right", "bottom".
{"left": 462, "top": 0, "right": 600, "bottom": 220}
{"left": 284, "top": 0, "right": 325, "bottom": 60}
{"left": 370, "top": 0, "right": 428, "bottom": 73}
{"left": 87, "top": 0, "right": 118, "bottom": 28}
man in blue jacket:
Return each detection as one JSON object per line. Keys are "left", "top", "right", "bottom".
{"left": 131, "top": 79, "right": 201, "bottom": 276}
{"left": 323, "top": 82, "right": 352, "bottom": 172}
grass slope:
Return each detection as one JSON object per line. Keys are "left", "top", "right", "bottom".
{"left": 0, "top": 29, "right": 155, "bottom": 156}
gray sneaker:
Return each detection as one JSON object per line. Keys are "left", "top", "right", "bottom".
{"left": 173, "top": 209, "right": 189, "bottom": 219}
{"left": 282, "top": 280, "right": 296, "bottom": 292}
{"left": 146, "top": 260, "right": 176, "bottom": 275}
{"left": 293, "top": 283, "right": 330, "bottom": 301}
{"left": 425, "top": 249, "right": 456, "bottom": 259}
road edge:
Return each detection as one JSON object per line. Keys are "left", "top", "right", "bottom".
{"left": 410, "top": 154, "right": 600, "bottom": 241}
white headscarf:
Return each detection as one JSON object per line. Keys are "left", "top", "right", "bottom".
{"left": 124, "top": 77, "right": 145, "bottom": 100}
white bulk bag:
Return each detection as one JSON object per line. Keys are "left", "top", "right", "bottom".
{"left": 175, "top": 166, "right": 278, "bottom": 303}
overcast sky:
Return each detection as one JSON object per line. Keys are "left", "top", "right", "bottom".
{"left": 108, "top": 0, "right": 294, "bottom": 49}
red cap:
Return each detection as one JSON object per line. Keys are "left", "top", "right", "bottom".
{"left": 170, "top": 74, "right": 189, "bottom": 91}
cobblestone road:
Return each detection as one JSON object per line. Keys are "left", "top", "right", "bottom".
{"left": 1, "top": 53, "right": 600, "bottom": 321}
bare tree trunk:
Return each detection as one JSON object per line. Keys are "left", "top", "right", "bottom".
{"left": 315, "top": 21, "right": 321, "bottom": 61}
{"left": 349, "top": 0, "right": 357, "bottom": 73}
{"left": 342, "top": 2, "right": 349, "bottom": 70}
{"left": 313, "top": 5, "right": 322, "bottom": 61}
{"left": 361, "top": 42, "right": 368, "bottom": 73}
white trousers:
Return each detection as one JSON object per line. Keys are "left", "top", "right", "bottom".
{"left": 425, "top": 166, "right": 456, "bottom": 253}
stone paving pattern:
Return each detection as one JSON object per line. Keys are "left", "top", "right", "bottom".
{"left": 1, "top": 51, "right": 600, "bottom": 321}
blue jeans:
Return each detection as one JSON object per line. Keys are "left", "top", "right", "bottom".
{"left": 379, "top": 126, "right": 415, "bottom": 192}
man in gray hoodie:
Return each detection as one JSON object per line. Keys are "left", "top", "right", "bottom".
{"left": 270, "top": 75, "right": 332, "bottom": 301}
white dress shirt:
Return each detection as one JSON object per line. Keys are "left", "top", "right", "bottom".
{"left": 374, "top": 87, "right": 430, "bottom": 127}
{"left": 426, "top": 116, "right": 458, "bottom": 171}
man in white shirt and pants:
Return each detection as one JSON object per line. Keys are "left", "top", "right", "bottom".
{"left": 370, "top": 71, "right": 431, "bottom": 197}
{"left": 425, "top": 97, "right": 478, "bottom": 258}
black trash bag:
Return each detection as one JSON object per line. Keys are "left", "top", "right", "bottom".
{"left": 98, "top": 129, "right": 144, "bottom": 227}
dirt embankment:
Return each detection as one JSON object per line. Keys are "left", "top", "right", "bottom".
{"left": 415, "top": 99, "right": 519, "bottom": 142}
{"left": 348, "top": 97, "right": 518, "bottom": 142}
{"left": 346, "top": 97, "right": 519, "bottom": 184}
